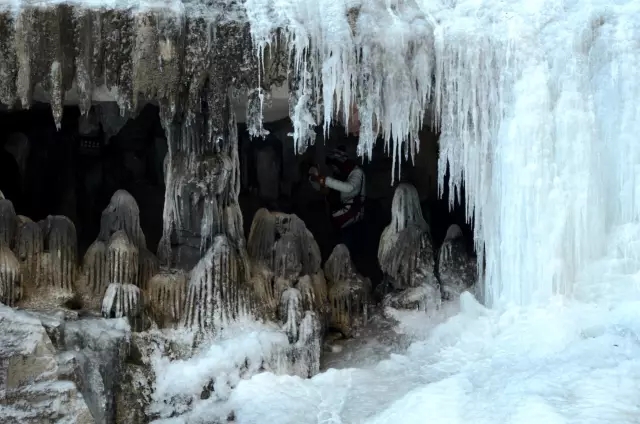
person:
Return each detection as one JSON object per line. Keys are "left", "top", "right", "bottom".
{"left": 309, "top": 146, "right": 366, "bottom": 259}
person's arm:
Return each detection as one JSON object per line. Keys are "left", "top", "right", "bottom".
{"left": 325, "top": 168, "right": 362, "bottom": 194}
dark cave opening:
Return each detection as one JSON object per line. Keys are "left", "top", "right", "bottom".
{"left": 0, "top": 102, "right": 474, "bottom": 292}
{"left": 0, "top": 103, "right": 167, "bottom": 256}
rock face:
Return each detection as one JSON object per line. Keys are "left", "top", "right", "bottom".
{"left": 0, "top": 304, "right": 131, "bottom": 424}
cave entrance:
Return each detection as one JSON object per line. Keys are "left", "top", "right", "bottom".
{"left": 0, "top": 102, "right": 167, "bottom": 256}
{"left": 237, "top": 117, "right": 474, "bottom": 290}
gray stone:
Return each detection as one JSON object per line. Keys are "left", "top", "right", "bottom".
{"left": 0, "top": 304, "right": 94, "bottom": 423}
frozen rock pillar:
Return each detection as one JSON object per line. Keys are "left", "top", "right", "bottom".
{"left": 158, "top": 21, "right": 250, "bottom": 271}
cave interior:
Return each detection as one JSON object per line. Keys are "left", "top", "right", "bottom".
{"left": 0, "top": 100, "right": 474, "bottom": 295}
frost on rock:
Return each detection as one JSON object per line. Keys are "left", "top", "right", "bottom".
{"left": 102, "top": 282, "right": 144, "bottom": 331}
{"left": 0, "top": 244, "right": 21, "bottom": 306}
{"left": 324, "top": 244, "right": 370, "bottom": 338}
{"left": 147, "top": 268, "right": 187, "bottom": 329}
{"left": 437, "top": 224, "right": 477, "bottom": 301}
{"left": 181, "top": 235, "right": 251, "bottom": 335}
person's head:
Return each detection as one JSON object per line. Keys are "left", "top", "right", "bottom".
{"left": 327, "top": 146, "right": 356, "bottom": 176}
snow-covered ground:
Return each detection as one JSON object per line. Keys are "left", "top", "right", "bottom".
{"left": 152, "top": 225, "right": 640, "bottom": 424}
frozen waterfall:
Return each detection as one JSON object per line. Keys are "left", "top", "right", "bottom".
{"left": 246, "top": 0, "right": 640, "bottom": 308}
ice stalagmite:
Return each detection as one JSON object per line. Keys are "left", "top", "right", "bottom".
{"left": 99, "top": 190, "right": 147, "bottom": 249}
{"left": 378, "top": 183, "right": 439, "bottom": 311}
{"left": 147, "top": 269, "right": 187, "bottom": 329}
{"left": 13, "top": 219, "right": 43, "bottom": 305}
{"left": 437, "top": 224, "right": 477, "bottom": 301}
{"left": 280, "top": 287, "right": 303, "bottom": 343}
{"left": 246, "top": 208, "right": 325, "bottom": 375}
{"left": 324, "top": 244, "right": 370, "bottom": 338}
{"left": 293, "top": 311, "right": 322, "bottom": 378}
{"left": 248, "top": 209, "right": 321, "bottom": 277}
{"left": 107, "top": 231, "right": 139, "bottom": 287}
{"left": 181, "top": 235, "right": 249, "bottom": 334}
{"left": 37, "top": 215, "right": 77, "bottom": 306}
{"left": 0, "top": 244, "right": 21, "bottom": 306}
{"left": 75, "top": 240, "right": 109, "bottom": 311}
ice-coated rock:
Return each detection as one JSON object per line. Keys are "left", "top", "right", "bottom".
{"left": 147, "top": 268, "right": 187, "bottom": 329}
{"left": 181, "top": 235, "right": 250, "bottom": 334}
{"left": 107, "top": 230, "right": 139, "bottom": 286}
{"left": 325, "top": 245, "right": 371, "bottom": 338}
{"left": 99, "top": 190, "right": 147, "bottom": 250}
{"left": 437, "top": 224, "right": 477, "bottom": 300}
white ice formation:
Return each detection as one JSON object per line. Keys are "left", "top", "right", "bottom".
{"left": 324, "top": 244, "right": 370, "bottom": 337}
{"left": 102, "top": 282, "right": 144, "bottom": 331}
{"left": 181, "top": 235, "right": 250, "bottom": 333}
{"left": 246, "top": 208, "right": 325, "bottom": 375}
{"left": 378, "top": 183, "right": 439, "bottom": 311}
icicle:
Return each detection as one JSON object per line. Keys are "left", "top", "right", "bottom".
{"left": 102, "top": 282, "right": 144, "bottom": 331}
{"left": 324, "top": 244, "right": 355, "bottom": 286}
{"left": 107, "top": 231, "right": 139, "bottom": 286}
{"left": 0, "top": 244, "right": 21, "bottom": 306}
{"left": 147, "top": 268, "right": 187, "bottom": 329}
{"left": 181, "top": 235, "right": 246, "bottom": 334}
{"left": 437, "top": 224, "right": 477, "bottom": 301}
{"left": 279, "top": 287, "right": 303, "bottom": 343}
{"left": 295, "top": 275, "right": 316, "bottom": 313}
